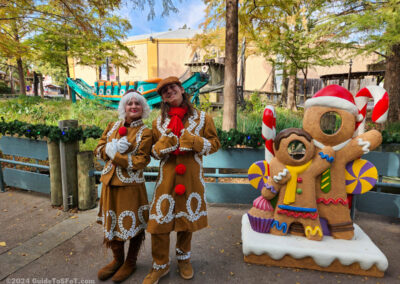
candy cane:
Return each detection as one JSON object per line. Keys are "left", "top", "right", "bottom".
{"left": 262, "top": 105, "right": 276, "bottom": 163}
{"left": 354, "top": 86, "right": 389, "bottom": 135}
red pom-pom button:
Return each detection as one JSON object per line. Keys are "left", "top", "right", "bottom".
{"left": 297, "top": 177, "right": 303, "bottom": 183}
{"left": 175, "top": 184, "right": 186, "bottom": 195}
{"left": 118, "top": 126, "right": 127, "bottom": 136}
{"left": 175, "top": 164, "right": 186, "bottom": 175}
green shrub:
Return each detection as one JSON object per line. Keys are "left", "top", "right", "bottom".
{"left": 0, "top": 81, "right": 11, "bottom": 94}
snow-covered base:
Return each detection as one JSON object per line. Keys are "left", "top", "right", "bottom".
{"left": 241, "top": 214, "right": 388, "bottom": 275}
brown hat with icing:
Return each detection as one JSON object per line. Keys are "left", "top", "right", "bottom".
{"left": 156, "top": 76, "right": 182, "bottom": 94}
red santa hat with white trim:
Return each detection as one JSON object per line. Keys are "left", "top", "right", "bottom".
{"left": 304, "top": 84, "right": 363, "bottom": 122}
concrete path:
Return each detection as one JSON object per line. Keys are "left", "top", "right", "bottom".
{"left": 1, "top": 187, "right": 400, "bottom": 284}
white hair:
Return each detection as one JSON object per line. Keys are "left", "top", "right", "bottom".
{"left": 118, "top": 91, "right": 150, "bottom": 120}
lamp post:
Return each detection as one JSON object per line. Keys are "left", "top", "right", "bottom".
{"left": 347, "top": 59, "right": 353, "bottom": 90}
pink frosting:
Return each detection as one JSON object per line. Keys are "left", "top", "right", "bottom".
{"left": 253, "top": 196, "right": 273, "bottom": 211}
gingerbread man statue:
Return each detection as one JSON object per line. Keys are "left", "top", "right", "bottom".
{"left": 303, "top": 85, "right": 382, "bottom": 240}
{"left": 262, "top": 128, "right": 335, "bottom": 241}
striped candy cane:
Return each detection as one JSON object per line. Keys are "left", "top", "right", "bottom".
{"left": 262, "top": 105, "right": 276, "bottom": 163}
{"left": 354, "top": 86, "right": 389, "bottom": 135}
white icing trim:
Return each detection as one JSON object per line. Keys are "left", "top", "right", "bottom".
{"left": 96, "top": 145, "right": 104, "bottom": 160}
{"left": 129, "top": 119, "right": 144, "bottom": 128}
{"left": 273, "top": 168, "right": 289, "bottom": 183}
{"left": 176, "top": 248, "right": 191, "bottom": 260}
{"left": 101, "top": 205, "right": 149, "bottom": 241}
{"left": 357, "top": 138, "right": 371, "bottom": 154}
{"left": 101, "top": 160, "right": 113, "bottom": 175}
{"left": 194, "top": 111, "right": 205, "bottom": 135}
{"left": 107, "top": 121, "right": 121, "bottom": 140}
{"left": 199, "top": 137, "right": 211, "bottom": 156}
{"left": 313, "top": 139, "right": 351, "bottom": 151}
{"left": 241, "top": 214, "right": 388, "bottom": 271}
{"left": 176, "top": 192, "right": 207, "bottom": 222}
{"left": 116, "top": 166, "right": 145, "bottom": 183}
{"left": 153, "top": 259, "right": 170, "bottom": 270}
{"left": 149, "top": 194, "right": 175, "bottom": 224}
{"left": 187, "top": 110, "right": 199, "bottom": 133}
{"left": 151, "top": 145, "right": 162, "bottom": 160}
{"left": 150, "top": 159, "right": 167, "bottom": 209}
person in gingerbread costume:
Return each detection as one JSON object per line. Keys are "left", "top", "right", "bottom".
{"left": 143, "top": 76, "right": 220, "bottom": 283}
{"left": 303, "top": 85, "right": 382, "bottom": 240}
{"left": 95, "top": 91, "right": 153, "bottom": 282}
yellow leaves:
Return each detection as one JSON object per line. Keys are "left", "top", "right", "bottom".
{"left": 70, "top": 215, "right": 78, "bottom": 219}
{"left": 219, "top": 249, "right": 224, "bottom": 253}
{"left": 0, "top": 241, "right": 6, "bottom": 247}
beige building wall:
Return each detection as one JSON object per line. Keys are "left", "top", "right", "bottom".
{"left": 72, "top": 61, "right": 97, "bottom": 86}
{"left": 244, "top": 55, "right": 274, "bottom": 92}
{"left": 120, "top": 41, "right": 148, "bottom": 81}
{"left": 158, "top": 41, "right": 195, "bottom": 78}
{"left": 305, "top": 52, "right": 381, "bottom": 78}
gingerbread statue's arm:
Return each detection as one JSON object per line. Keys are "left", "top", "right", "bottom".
{"left": 269, "top": 159, "right": 291, "bottom": 185}
{"left": 262, "top": 177, "right": 282, "bottom": 200}
{"left": 342, "top": 130, "right": 382, "bottom": 161}
{"left": 308, "top": 146, "right": 335, "bottom": 177}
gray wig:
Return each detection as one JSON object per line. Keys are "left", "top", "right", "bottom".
{"left": 118, "top": 90, "right": 150, "bottom": 120}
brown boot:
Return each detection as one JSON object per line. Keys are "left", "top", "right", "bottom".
{"left": 98, "top": 240, "right": 125, "bottom": 281}
{"left": 142, "top": 266, "right": 170, "bottom": 284}
{"left": 112, "top": 232, "right": 145, "bottom": 282}
{"left": 178, "top": 259, "right": 194, "bottom": 280}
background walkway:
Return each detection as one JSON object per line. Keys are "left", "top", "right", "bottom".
{"left": 1, "top": 188, "right": 399, "bottom": 283}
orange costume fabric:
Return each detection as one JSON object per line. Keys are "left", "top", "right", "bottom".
{"left": 94, "top": 119, "right": 152, "bottom": 242}
{"left": 148, "top": 109, "right": 221, "bottom": 234}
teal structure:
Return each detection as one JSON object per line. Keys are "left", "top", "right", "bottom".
{"left": 67, "top": 72, "right": 209, "bottom": 109}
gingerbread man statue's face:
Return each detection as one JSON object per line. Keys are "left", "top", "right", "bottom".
{"left": 303, "top": 106, "right": 355, "bottom": 146}
{"left": 273, "top": 132, "right": 315, "bottom": 167}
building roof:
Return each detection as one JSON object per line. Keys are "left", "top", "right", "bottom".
{"left": 126, "top": 28, "right": 201, "bottom": 41}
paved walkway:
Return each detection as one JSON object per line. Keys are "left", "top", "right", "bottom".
{"left": 1, "top": 188, "right": 400, "bottom": 284}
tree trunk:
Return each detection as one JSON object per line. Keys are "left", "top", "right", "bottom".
{"left": 39, "top": 74, "right": 44, "bottom": 98}
{"left": 280, "top": 67, "right": 288, "bottom": 107}
{"left": 266, "top": 66, "right": 275, "bottom": 93}
{"left": 384, "top": 44, "right": 400, "bottom": 123}
{"left": 16, "top": 57, "right": 26, "bottom": 95}
{"left": 65, "top": 55, "right": 72, "bottom": 101}
{"left": 33, "top": 71, "right": 39, "bottom": 96}
{"left": 9, "top": 65, "right": 15, "bottom": 94}
{"left": 287, "top": 74, "right": 298, "bottom": 111}
{"left": 222, "top": 0, "right": 239, "bottom": 131}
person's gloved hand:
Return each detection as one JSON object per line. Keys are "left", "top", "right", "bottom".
{"left": 105, "top": 139, "right": 118, "bottom": 159}
{"left": 153, "top": 129, "right": 178, "bottom": 156}
{"left": 116, "top": 136, "right": 131, "bottom": 153}
{"left": 179, "top": 129, "right": 195, "bottom": 151}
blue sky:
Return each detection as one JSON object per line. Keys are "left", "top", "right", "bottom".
{"left": 121, "top": 0, "right": 206, "bottom": 36}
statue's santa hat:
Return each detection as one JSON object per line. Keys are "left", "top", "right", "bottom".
{"left": 304, "top": 85, "right": 363, "bottom": 122}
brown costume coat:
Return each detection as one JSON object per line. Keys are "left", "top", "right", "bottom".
{"left": 147, "top": 109, "right": 220, "bottom": 234}
{"left": 94, "top": 119, "right": 152, "bottom": 242}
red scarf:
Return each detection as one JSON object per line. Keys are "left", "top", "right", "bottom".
{"left": 167, "top": 106, "right": 187, "bottom": 155}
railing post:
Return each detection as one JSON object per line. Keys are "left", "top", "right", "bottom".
{"left": 77, "top": 151, "right": 96, "bottom": 210}
{"left": 59, "top": 120, "right": 79, "bottom": 211}
{"left": 0, "top": 162, "right": 5, "bottom": 192}
{"left": 47, "top": 140, "right": 63, "bottom": 206}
